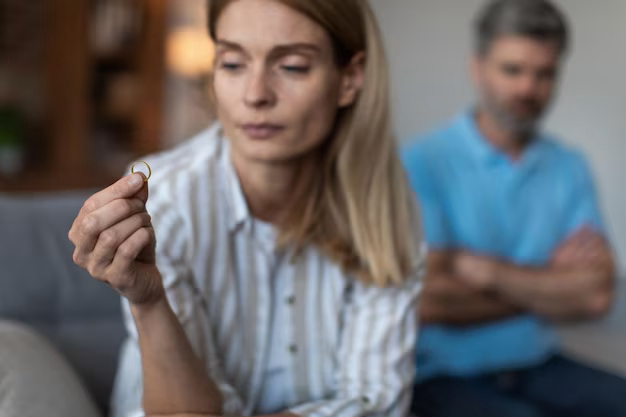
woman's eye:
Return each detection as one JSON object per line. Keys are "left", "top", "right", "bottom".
{"left": 281, "top": 65, "right": 311, "bottom": 74}
{"left": 220, "top": 62, "right": 244, "bottom": 71}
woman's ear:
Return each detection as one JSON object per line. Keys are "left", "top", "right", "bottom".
{"left": 338, "top": 52, "right": 366, "bottom": 108}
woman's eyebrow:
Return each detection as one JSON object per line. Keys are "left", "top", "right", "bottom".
{"left": 215, "top": 39, "right": 323, "bottom": 62}
{"left": 215, "top": 39, "right": 245, "bottom": 52}
{"left": 271, "top": 43, "right": 321, "bottom": 55}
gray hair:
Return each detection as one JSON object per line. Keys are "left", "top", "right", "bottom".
{"left": 475, "top": 0, "right": 570, "bottom": 56}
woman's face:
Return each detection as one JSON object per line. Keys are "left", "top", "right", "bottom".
{"left": 213, "top": 0, "right": 362, "bottom": 164}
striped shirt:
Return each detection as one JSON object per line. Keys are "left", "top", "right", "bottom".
{"left": 110, "top": 123, "right": 424, "bottom": 417}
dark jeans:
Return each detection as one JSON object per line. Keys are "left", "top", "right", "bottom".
{"left": 412, "top": 354, "right": 626, "bottom": 417}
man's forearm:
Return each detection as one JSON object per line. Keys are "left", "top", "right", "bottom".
{"left": 422, "top": 247, "right": 615, "bottom": 326}
{"left": 132, "top": 298, "right": 223, "bottom": 416}
{"left": 491, "top": 262, "right": 615, "bottom": 321}
{"left": 420, "top": 272, "right": 522, "bottom": 326}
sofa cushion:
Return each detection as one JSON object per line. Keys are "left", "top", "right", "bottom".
{"left": 0, "top": 320, "right": 101, "bottom": 417}
{"left": 0, "top": 191, "right": 126, "bottom": 412}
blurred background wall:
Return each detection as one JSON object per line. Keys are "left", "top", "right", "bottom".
{"left": 370, "top": 0, "right": 626, "bottom": 275}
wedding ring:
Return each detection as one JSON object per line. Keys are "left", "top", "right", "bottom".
{"left": 131, "top": 160, "right": 152, "bottom": 181}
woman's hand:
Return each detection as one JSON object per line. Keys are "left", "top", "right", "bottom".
{"left": 69, "top": 173, "right": 164, "bottom": 305}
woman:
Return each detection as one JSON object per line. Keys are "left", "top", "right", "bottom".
{"left": 69, "top": 0, "right": 424, "bottom": 416}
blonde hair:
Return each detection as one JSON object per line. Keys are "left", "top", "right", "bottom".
{"left": 208, "top": 0, "right": 421, "bottom": 287}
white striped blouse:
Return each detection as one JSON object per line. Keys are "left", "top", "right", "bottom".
{"left": 110, "top": 123, "right": 425, "bottom": 417}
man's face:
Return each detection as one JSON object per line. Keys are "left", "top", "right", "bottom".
{"left": 473, "top": 35, "right": 563, "bottom": 134}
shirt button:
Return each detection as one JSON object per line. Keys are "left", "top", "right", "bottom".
{"left": 289, "top": 344, "right": 298, "bottom": 354}
{"left": 362, "top": 396, "right": 370, "bottom": 404}
{"left": 287, "top": 295, "right": 296, "bottom": 305}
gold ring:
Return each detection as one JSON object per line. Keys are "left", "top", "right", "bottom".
{"left": 131, "top": 160, "right": 152, "bottom": 181}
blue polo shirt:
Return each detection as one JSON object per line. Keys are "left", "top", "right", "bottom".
{"left": 402, "top": 112, "right": 606, "bottom": 380}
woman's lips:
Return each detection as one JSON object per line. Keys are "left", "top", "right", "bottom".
{"left": 240, "top": 124, "right": 285, "bottom": 139}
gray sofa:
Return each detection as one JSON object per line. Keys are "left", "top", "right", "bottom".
{"left": 0, "top": 191, "right": 126, "bottom": 415}
{"left": 0, "top": 191, "right": 624, "bottom": 417}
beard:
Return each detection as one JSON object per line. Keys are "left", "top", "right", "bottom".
{"left": 481, "top": 92, "right": 548, "bottom": 138}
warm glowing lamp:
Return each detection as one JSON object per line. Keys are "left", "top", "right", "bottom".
{"left": 167, "top": 27, "right": 215, "bottom": 77}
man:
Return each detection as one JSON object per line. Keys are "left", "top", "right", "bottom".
{"left": 402, "top": 0, "right": 626, "bottom": 416}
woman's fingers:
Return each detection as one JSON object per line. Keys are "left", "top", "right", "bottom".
{"left": 69, "top": 173, "right": 147, "bottom": 248}
{"left": 67, "top": 173, "right": 162, "bottom": 305}
{"left": 71, "top": 198, "right": 147, "bottom": 265}
{"left": 115, "top": 226, "right": 156, "bottom": 270}
{"left": 103, "top": 226, "right": 159, "bottom": 304}
{"left": 135, "top": 177, "right": 149, "bottom": 204}
{"left": 87, "top": 212, "right": 153, "bottom": 276}
{"left": 84, "top": 174, "right": 146, "bottom": 214}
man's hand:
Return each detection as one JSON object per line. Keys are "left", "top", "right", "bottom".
{"left": 452, "top": 251, "right": 502, "bottom": 290}
{"left": 552, "top": 227, "right": 612, "bottom": 268}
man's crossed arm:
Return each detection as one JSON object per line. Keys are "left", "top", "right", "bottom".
{"left": 420, "top": 227, "right": 616, "bottom": 326}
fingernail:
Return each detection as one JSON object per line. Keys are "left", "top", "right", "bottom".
{"left": 129, "top": 174, "right": 143, "bottom": 187}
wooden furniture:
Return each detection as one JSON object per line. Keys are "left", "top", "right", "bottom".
{"left": 0, "top": 0, "right": 167, "bottom": 193}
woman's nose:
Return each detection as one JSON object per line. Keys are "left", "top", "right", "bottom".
{"left": 243, "top": 68, "right": 276, "bottom": 109}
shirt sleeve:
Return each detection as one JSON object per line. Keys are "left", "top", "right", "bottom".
{"left": 114, "top": 181, "right": 245, "bottom": 417}
{"left": 289, "top": 244, "right": 426, "bottom": 417}
{"left": 562, "top": 151, "right": 606, "bottom": 237}
{"left": 401, "top": 146, "right": 452, "bottom": 249}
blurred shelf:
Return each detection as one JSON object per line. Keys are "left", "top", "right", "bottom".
{"left": 94, "top": 50, "right": 138, "bottom": 70}
{"left": 0, "top": 0, "right": 167, "bottom": 193}
{"left": 0, "top": 169, "right": 118, "bottom": 193}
